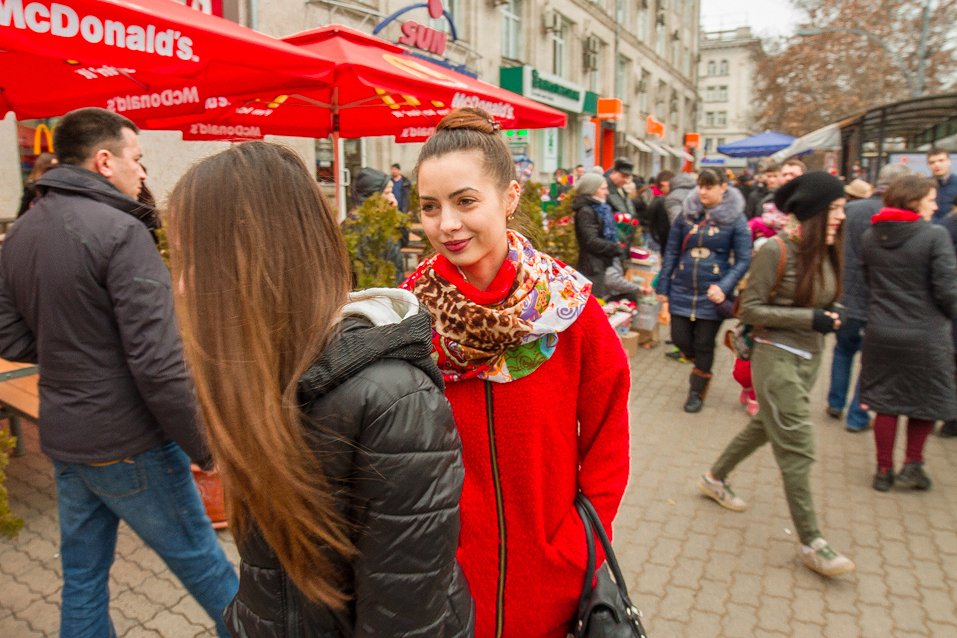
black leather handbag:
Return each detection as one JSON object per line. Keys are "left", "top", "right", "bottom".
{"left": 573, "top": 493, "right": 648, "bottom": 638}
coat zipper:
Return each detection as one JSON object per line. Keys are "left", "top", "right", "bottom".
{"left": 690, "top": 224, "right": 705, "bottom": 321}
{"left": 484, "top": 381, "right": 507, "bottom": 638}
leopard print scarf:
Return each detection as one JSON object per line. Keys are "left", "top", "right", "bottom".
{"left": 400, "top": 231, "right": 592, "bottom": 383}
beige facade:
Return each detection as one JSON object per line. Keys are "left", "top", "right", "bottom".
{"left": 697, "top": 27, "right": 761, "bottom": 170}
{"left": 2, "top": 0, "right": 702, "bottom": 216}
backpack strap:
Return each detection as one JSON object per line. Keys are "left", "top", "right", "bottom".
{"left": 768, "top": 234, "right": 788, "bottom": 302}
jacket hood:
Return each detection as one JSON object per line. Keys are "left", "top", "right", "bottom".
{"left": 298, "top": 289, "right": 442, "bottom": 403}
{"left": 683, "top": 184, "right": 745, "bottom": 225}
{"left": 871, "top": 215, "right": 926, "bottom": 250}
{"left": 669, "top": 173, "right": 696, "bottom": 192}
{"left": 36, "top": 164, "right": 158, "bottom": 229}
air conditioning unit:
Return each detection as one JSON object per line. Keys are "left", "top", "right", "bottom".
{"left": 586, "top": 35, "right": 601, "bottom": 54}
{"left": 543, "top": 10, "right": 561, "bottom": 33}
{"left": 672, "top": 29, "right": 681, "bottom": 41}
{"left": 637, "top": 79, "right": 648, "bottom": 93}
{"left": 583, "top": 51, "right": 598, "bottom": 71}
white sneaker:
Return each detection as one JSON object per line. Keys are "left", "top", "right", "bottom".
{"left": 800, "top": 538, "right": 856, "bottom": 577}
{"left": 697, "top": 474, "right": 747, "bottom": 512}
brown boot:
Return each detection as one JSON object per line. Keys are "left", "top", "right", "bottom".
{"left": 684, "top": 368, "right": 712, "bottom": 413}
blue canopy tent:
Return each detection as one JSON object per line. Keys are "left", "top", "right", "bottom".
{"left": 717, "top": 131, "right": 797, "bottom": 158}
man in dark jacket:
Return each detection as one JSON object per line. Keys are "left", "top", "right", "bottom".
{"left": 390, "top": 162, "right": 413, "bottom": 213}
{"left": 928, "top": 148, "right": 957, "bottom": 224}
{"left": 826, "top": 163, "right": 912, "bottom": 432}
{"left": 0, "top": 108, "right": 237, "bottom": 637}
{"left": 605, "top": 157, "right": 637, "bottom": 218}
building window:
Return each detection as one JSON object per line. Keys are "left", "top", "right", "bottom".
{"left": 656, "top": 21, "right": 666, "bottom": 57}
{"left": 704, "top": 138, "right": 713, "bottom": 152}
{"left": 707, "top": 60, "right": 716, "bottom": 76}
{"left": 717, "top": 137, "right": 726, "bottom": 147}
{"left": 638, "top": 69, "right": 650, "bottom": 114}
{"left": 705, "top": 111, "right": 715, "bottom": 127}
{"left": 428, "top": 0, "right": 461, "bottom": 36}
{"left": 719, "top": 59, "right": 729, "bottom": 75}
{"left": 636, "top": 5, "right": 649, "bottom": 42}
{"left": 501, "top": 0, "right": 522, "bottom": 60}
{"left": 615, "top": 55, "right": 630, "bottom": 100}
{"left": 550, "top": 15, "right": 568, "bottom": 76}
{"left": 717, "top": 85, "right": 728, "bottom": 101}
{"left": 716, "top": 112, "right": 727, "bottom": 127}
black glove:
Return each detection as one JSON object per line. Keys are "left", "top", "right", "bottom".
{"left": 812, "top": 309, "right": 838, "bottom": 334}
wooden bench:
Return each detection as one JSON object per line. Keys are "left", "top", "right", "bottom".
{"left": 0, "top": 359, "right": 39, "bottom": 457}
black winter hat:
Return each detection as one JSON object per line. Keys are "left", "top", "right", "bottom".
{"left": 773, "top": 171, "right": 846, "bottom": 221}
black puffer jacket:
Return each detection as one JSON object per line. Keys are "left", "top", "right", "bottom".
{"left": 225, "top": 305, "right": 474, "bottom": 638}
{"left": 860, "top": 215, "right": 957, "bottom": 420}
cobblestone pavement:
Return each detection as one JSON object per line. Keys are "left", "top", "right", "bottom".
{"left": 3, "top": 338, "right": 957, "bottom": 636}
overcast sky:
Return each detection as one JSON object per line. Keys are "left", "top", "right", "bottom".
{"left": 700, "top": 0, "right": 803, "bottom": 38}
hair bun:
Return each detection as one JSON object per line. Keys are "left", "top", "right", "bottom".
{"left": 436, "top": 107, "right": 500, "bottom": 134}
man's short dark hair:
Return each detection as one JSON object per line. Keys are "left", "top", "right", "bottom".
{"left": 391, "top": 163, "right": 401, "bottom": 170}
{"left": 54, "top": 108, "right": 139, "bottom": 166}
{"left": 655, "top": 170, "right": 674, "bottom": 185}
{"left": 927, "top": 147, "right": 950, "bottom": 160}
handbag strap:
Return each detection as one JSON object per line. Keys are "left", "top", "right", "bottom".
{"left": 575, "top": 493, "right": 647, "bottom": 636}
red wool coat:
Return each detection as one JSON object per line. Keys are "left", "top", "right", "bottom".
{"left": 440, "top": 273, "right": 632, "bottom": 637}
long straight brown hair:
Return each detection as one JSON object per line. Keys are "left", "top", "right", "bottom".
{"left": 167, "top": 141, "right": 355, "bottom": 607}
{"left": 793, "top": 208, "right": 844, "bottom": 307}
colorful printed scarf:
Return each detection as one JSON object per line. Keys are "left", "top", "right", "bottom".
{"left": 400, "top": 230, "right": 592, "bottom": 383}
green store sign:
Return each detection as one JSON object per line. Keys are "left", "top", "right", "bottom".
{"left": 500, "top": 65, "right": 596, "bottom": 115}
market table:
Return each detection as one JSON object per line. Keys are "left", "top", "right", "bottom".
{"left": 0, "top": 359, "right": 39, "bottom": 457}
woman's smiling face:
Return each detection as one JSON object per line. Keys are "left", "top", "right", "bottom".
{"left": 417, "top": 149, "right": 520, "bottom": 290}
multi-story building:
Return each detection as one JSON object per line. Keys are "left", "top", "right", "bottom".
{"left": 1, "top": 0, "right": 702, "bottom": 214}
{"left": 697, "top": 26, "right": 761, "bottom": 170}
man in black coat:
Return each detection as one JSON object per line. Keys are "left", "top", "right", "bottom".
{"left": 825, "top": 163, "right": 912, "bottom": 432}
{"left": 0, "top": 108, "right": 237, "bottom": 636}
{"left": 605, "top": 157, "right": 637, "bottom": 218}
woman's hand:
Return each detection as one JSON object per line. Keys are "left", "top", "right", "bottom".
{"left": 707, "top": 284, "right": 726, "bottom": 305}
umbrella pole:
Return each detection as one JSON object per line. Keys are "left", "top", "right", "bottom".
{"left": 333, "top": 127, "right": 346, "bottom": 224}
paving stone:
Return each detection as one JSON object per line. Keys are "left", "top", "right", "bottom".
{"left": 859, "top": 603, "right": 896, "bottom": 637}
{"left": 756, "top": 595, "right": 792, "bottom": 634}
{"left": 142, "top": 610, "right": 206, "bottom": 637}
{"left": 657, "top": 585, "right": 696, "bottom": 621}
{"left": 890, "top": 595, "right": 930, "bottom": 634}
{"left": 721, "top": 601, "right": 759, "bottom": 636}
{"left": 20, "top": 597, "right": 59, "bottom": 636}
{"left": 0, "top": 615, "right": 44, "bottom": 637}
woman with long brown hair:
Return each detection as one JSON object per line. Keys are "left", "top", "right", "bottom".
{"left": 860, "top": 175, "right": 957, "bottom": 491}
{"left": 697, "top": 172, "right": 857, "bottom": 578}
{"left": 17, "top": 151, "right": 58, "bottom": 216}
{"left": 401, "top": 108, "right": 631, "bottom": 637}
{"left": 167, "top": 141, "right": 473, "bottom": 637}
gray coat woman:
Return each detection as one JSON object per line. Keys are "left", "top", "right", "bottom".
{"left": 860, "top": 175, "right": 957, "bottom": 492}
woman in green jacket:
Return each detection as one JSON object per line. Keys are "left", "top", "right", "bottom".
{"left": 696, "top": 172, "right": 856, "bottom": 578}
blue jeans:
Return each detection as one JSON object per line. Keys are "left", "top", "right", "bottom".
{"left": 53, "top": 441, "right": 238, "bottom": 638}
{"left": 826, "top": 317, "right": 870, "bottom": 429}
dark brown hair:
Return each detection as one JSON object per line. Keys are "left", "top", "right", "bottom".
{"left": 927, "top": 147, "right": 950, "bottom": 160}
{"left": 27, "top": 152, "right": 57, "bottom": 183}
{"left": 882, "top": 175, "right": 935, "bottom": 211}
{"left": 415, "top": 107, "right": 514, "bottom": 189}
{"left": 697, "top": 168, "right": 727, "bottom": 187}
{"left": 167, "top": 141, "right": 354, "bottom": 608}
{"left": 793, "top": 207, "right": 844, "bottom": 307}
{"left": 54, "top": 107, "right": 138, "bottom": 166}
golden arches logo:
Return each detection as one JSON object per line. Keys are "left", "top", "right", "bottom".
{"left": 380, "top": 53, "right": 468, "bottom": 90}
{"left": 34, "top": 124, "right": 54, "bottom": 155}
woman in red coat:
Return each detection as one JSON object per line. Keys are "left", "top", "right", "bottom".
{"left": 401, "top": 107, "right": 631, "bottom": 638}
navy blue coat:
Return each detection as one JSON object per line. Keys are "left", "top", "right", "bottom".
{"left": 656, "top": 186, "right": 752, "bottom": 321}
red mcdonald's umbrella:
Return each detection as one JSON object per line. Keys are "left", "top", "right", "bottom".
{"left": 0, "top": 0, "right": 334, "bottom": 121}
{"left": 144, "top": 25, "right": 567, "bottom": 217}
{"left": 148, "top": 25, "right": 565, "bottom": 138}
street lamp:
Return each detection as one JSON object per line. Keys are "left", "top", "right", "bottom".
{"left": 795, "top": 0, "right": 931, "bottom": 97}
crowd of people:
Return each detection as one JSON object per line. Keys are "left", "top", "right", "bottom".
{"left": 4, "top": 104, "right": 957, "bottom": 637}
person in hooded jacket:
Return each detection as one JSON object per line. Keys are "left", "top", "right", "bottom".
{"left": 572, "top": 172, "right": 626, "bottom": 298}
{"left": 647, "top": 171, "right": 697, "bottom": 251}
{"left": 860, "top": 175, "right": 957, "bottom": 492}
{"left": 402, "top": 108, "right": 630, "bottom": 638}
{"left": 656, "top": 168, "right": 752, "bottom": 412}
{"left": 167, "top": 141, "right": 474, "bottom": 638}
